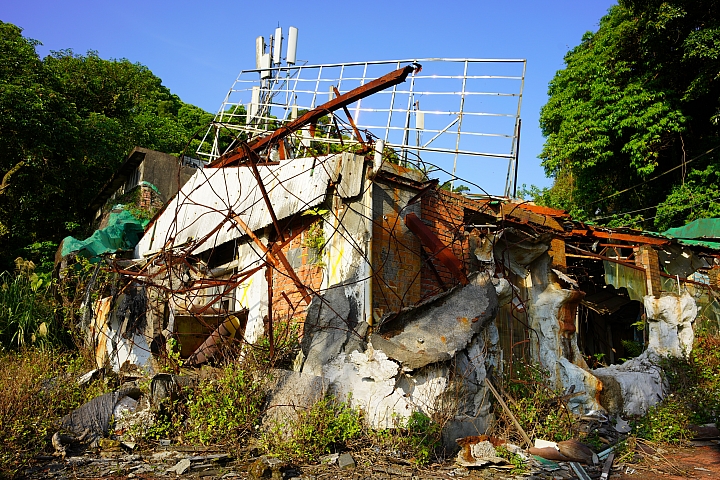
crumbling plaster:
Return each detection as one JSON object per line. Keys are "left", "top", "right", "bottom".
{"left": 526, "top": 254, "right": 603, "bottom": 413}
{"left": 592, "top": 291, "right": 697, "bottom": 416}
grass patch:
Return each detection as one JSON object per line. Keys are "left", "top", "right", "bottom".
{"left": 261, "top": 396, "right": 363, "bottom": 462}
{"left": 0, "top": 348, "right": 109, "bottom": 478}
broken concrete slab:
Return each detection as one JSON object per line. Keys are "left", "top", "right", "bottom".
{"left": 592, "top": 291, "right": 698, "bottom": 416}
{"left": 300, "top": 280, "right": 367, "bottom": 377}
{"left": 262, "top": 369, "right": 327, "bottom": 431}
{"left": 372, "top": 272, "right": 498, "bottom": 370}
{"left": 592, "top": 352, "right": 665, "bottom": 416}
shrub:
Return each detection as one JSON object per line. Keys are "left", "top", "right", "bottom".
{"left": 185, "top": 364, "right": 267, "bottom": 446}
{"left": 261, "top": 396, "right": 363, "bottom": 462}
{"left": 0, "top": 268, "right": 59, "bottom": 348}
{"left": 634, "top": 396, "right": 692, "bottom": 444}
{"left": 633, "top": 324, "right": 720, "bottom": 444}
{"left": 494, "top": 362, "right": 574, "bottom": 443}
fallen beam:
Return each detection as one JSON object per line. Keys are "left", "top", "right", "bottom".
{"left": 405, "top": 212, "right": 468, "bottom": 285}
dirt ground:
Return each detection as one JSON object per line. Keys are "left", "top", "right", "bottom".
{"left": 20, "top": 442, "right": 720, "bottom": 479}
{"left": 614, "top": 443, "right": 720, "bottom": 479}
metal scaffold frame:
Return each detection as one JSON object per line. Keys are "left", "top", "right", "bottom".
{"left": 197, "top": 58, "right": 526, "bottom": 196}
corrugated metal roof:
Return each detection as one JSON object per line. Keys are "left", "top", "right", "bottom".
{"left": 135, "top": 152, "right": 364, "bottom": 256}
{"left": 663, "top": 218, "right": 720, "bottom": 240}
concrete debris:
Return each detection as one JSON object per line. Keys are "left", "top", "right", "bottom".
{"left": 248, "top": 456, "right": 285, "bottom": 480}
{"left": 169, "top": 458, "right": 191, "bottom": 475}
{"left": 338, "top": 452, "right": 356, "bottom": 470}
{"left": 455, "top": 436, "right": 507, "bottom": 467}
{"left": 371, "top": 271, "right": 498, "bottom": 370}
{"left": 262, "top": 369, "right": 327, "bottom": 432}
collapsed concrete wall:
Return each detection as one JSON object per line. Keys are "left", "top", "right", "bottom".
{"left": 304, "top": 272, "right": 503, "bottom": 446}
{"left": 525, "top": 254, "right": 603, "bottom": 414}
{"left": 592, "top": 292, "right": 697, "bottom": 416}
{"left": 79, "top": 142, "right": 707, "bottom": 445}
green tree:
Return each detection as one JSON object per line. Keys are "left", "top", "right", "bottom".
{"left": 537, "top": 1, "right": 720, "bottom": 230}
{"left": 0, "top": 22, "right": 212, "bottom": 271}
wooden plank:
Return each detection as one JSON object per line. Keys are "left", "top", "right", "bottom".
{"left": 502, "top": 203, "right": 564, "bottom": 231}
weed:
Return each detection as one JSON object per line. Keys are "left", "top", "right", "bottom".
{"left": 0, "top": 267, "right": 60, "bottom": 348}
{"left": 632, "top": 325, "right": 720, "bottom": 445}
{"left": 495, "top": 445, "right": 526, "bottom": 474}
{"left": 494, "top": 362, "right": 574, "bottom": 444}
{"left": 371, "top": 412, "right": 442, "bottom": 465}
{"left": 185, "top": 363, "right": 267, "bottom": 446}
{"left": 635, "top": 396, "right": 692, "bottom": 443}
{"left": 0, "top": 349, "right": 110, "bottom": 477}
{"left": 247, "top": 320, "right": 301, "bottom": 370}
{"left": 261, "top": 396, "right": 363, "bottom": 462}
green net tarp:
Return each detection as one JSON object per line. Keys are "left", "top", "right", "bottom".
{"left": 61, "top": 210, "right": 146, "bottom": 259}
{"left": 663, "top": 218, "right": 720, "bottom": 241}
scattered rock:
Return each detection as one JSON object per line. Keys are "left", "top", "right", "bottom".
{"left": 170, "top": 458, "right": 192, "bottom": 475}
{"left": 66, "top": 456, "right": 90, "bottom": 466}
{"left": 319, "top": 453, "right": 338, "bottom": 465}
{"left": 455, "top": 439, "right": 506, "bottom": 467}
{"left": 338, "top": 453, "right": 356, "bottom": 470}
{"left": 248, "top": 456, "right": 284, "bottom": 479}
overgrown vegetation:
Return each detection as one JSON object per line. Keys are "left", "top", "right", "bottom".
{"left": 185, "top": 365, "right": 266, "bottom": 446}
{"left": 533, "top": 1, "right": 720, "bottom": 231}
{"left": 261, "top": 396, "right": 363, "bottom": 462}
{"left": 0, "top": 349, "right": 110, "bottom": 477}
{"left": 0, "top": 263, "right": 57, "bottom": 348}
{"left": 495, "top": 362, "right": 574, "bottom": 444}
{"left": 0, "top": 21, "right": 213, "bottom": 272}
{"left": 631, "top": 323, "right": 720, "bottom": 445}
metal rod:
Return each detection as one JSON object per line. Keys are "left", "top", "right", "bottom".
{"left": 513, "top": 118, "right": 521, "bottom": 198}
{"left": 266, "top": 264, "right": 275, "bottom": 359}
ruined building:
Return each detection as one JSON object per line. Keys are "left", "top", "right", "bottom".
{"left": 68, "top": 59, "right": 720, "bottom": 445}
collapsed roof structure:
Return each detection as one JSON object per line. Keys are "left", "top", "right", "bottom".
{"left": 69, "top": 56, "right": 720, "bottom": 446}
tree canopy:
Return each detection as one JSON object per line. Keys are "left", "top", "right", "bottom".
{"left": 537, "top": 0, "right": 720, "bottom": 230}
{"left": 0, "top": 22, "right": 212, "bottom": 271}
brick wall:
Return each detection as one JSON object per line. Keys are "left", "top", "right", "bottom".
{"left": 418, "top": 189, "right": 491, "bottom": 297}
{"left": 371, "top": 182, "right": 422, "bottom": 315}
{"left": 270, "top": 215, "right": 325, "bottom": 323}
{"left": 370, "top": 184, "right": 494, "bottom": 315}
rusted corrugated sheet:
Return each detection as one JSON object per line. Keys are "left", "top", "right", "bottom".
{"left": 135, "top": 152, "right": 364, "bottom": 256}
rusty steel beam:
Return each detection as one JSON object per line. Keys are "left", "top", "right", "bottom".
{"left": 588, "top": 230, "right": 669, "bottom": 246}
{"left": 404, "top": 212, "right": 469, "bottom": 285}
{"left": 266, "top": 265, "right": 275, "bottom": 359}
{"left": 186, "top": 309, "right": 249, "bottom": 366}
{"left": 333, "top": 86, "right": 365, "bottom": 147}
{"left": 229, "top": 213, "right": 312, "bottom": 305}
{"left": 208, "top": 64, "right": 417, "bottom": 168}
{"left": 243, "top": 143, "right": 285, "bottom": 242}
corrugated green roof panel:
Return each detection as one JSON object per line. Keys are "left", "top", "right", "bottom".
{"left": 662, "top": 218, "right": 720, "bottom": 240}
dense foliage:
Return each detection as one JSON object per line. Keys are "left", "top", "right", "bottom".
{"left": 537, "top": 1, "right": 720, "bottom": 230}
{"left": 0, "top": 21, "right": 212, "bottom": 271}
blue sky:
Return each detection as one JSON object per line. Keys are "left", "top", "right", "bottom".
{"left": 4, "top": 0, "right": 616, "bottom": 195}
